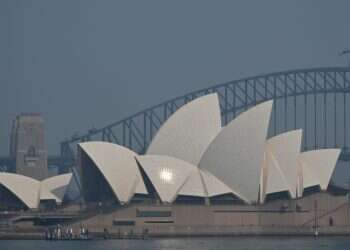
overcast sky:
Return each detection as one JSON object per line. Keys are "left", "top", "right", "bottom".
{"left": 1, "top": 0, "right": 350, "bottom": 155}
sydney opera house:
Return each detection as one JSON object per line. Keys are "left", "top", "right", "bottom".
{"left": 1, "top": 94, "right": 350, "bottom": 236}
{"left": 77, "top": 94, "right": 341, "bottom": 205}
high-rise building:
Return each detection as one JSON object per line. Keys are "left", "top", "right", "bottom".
{"left": 10, "top": 113, "right": 48, "bottom": 180}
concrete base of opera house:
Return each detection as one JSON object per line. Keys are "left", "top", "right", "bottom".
{"left": 3, "top": 192, "right": 350, "bottom": 239}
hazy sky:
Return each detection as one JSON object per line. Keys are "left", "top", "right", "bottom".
{"left": 1, "top": 0, "right": 350, "bottom": 155}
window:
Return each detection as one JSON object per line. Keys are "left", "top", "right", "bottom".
{"left": 113, "top": 220, "right": 135, "bottom": 226}
{"left": 136, "top": 209, "right": 172, "bottom": 218}
{"left": 27, "top": 146, "right": 36, "bottom": 157}
{"left": 144, "top": 221, "right": 173, "bottom": 224}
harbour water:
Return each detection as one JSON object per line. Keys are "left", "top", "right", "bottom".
{"left": 1, "top": 237, "right": 350, "bottom": 250}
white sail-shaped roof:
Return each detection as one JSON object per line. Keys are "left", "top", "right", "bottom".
{"left": 178, "top": 168, "right": 206, "bottom": 197}
{"left": 136, "top": 155, "right": 195, "bottom": 203}
{"left": 40, "top": 173, "right": 73, "bottom": 203}
{"left": 264, "top": 130, "right": 302, "bottom": 199}
{"left": 299, "top": 159, "right": 320, "bottom": 191}
{"left": 263, "top": 150, "right": 290, "bottom": 198}
{"left": 0, "top": 173, "right": 40, "bottom": 209}
{"left": 39, "top": 188, "right": 57, "bottom": 201}
{"left": 135, "top": 178, "right": 148, "bottom": 194}
{"left": 200, "top": 170, "right": 241, "bottom": 198}
{"left": 199, "top": 100, "right": 273, "bottom": 203}
{"left": 147, "top": 94, "right": 221, "bottom": 165}
{"left": 299, "top": 149, "right": 341, "bottom": 190}
{"left": 79, "top": 142, "right": 147, "bottom": 204}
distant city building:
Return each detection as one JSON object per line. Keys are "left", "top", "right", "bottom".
{"left": 0, "top": 114, "right": 74, "bottom": 211}
{"left": 10, "top": 113, "right": 48, "bottom": 180}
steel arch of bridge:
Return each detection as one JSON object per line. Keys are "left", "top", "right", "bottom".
{"left": 60, "top": 67, "right": 350, "bottom": 172}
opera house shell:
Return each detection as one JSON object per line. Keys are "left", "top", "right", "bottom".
{"left": 77, "top": 93, "right": 341, "bottom": 206}
{"left": 0, "top": 173, "right": 73, "bottom": 209}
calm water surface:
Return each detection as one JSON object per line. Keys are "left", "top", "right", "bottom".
{"left": 1, "top": 237, "right": 350, "bottom": 250}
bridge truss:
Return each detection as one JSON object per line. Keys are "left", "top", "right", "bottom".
{"left": 59, "top": 67, "right": 350, "bottom": 173}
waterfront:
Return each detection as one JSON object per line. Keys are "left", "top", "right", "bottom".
{"left": 1, "top": 237, "right": 350, "bottom": 250}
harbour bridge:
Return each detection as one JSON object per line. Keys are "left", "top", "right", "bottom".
{"left": 1, "top": 67, "right": 350, "bottom": 175}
